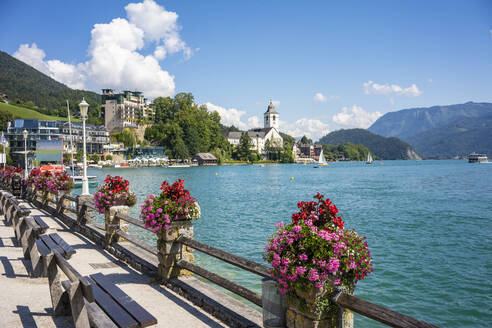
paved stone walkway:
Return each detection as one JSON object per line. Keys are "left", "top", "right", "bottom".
{"left": 0, "top": 199, "right": 229, "bottom": 328}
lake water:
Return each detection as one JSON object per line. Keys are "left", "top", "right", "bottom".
{"left": 82, "top": 160, "right": 492, "bottom": 327}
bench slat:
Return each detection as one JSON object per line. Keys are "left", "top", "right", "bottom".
{"left": 35, "top": 238, "right": 51, "bottom": 257}
{"left": 90, "top": 273, "right": 157, "bottom": 327}
{"left": 87, "top": 276, "right": 139, "bottom": 328}
{"left": 33, "top": 215, "right": 50, "bottom": 232}
{"left": 49, "top": 233, "right": 76, "bottom": 259}
{"left": 40, "top": 234, "right": 66, "bottom": 257}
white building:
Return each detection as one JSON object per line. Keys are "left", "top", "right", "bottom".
{"left": 101, "top": 89, "right": 153, "bottom": 133}
{"left": 226, "top": 100, "right": 283, "bottom": 154}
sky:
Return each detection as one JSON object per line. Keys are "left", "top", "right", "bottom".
{"left": 2, "top": 0, "right": 492, "bottom": 140}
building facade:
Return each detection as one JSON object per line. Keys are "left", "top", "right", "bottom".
{"left": 225, "top": 100, "right": 283, "bottom": 155}
{"left": 58, "top": 121, "right": 110, "bottom": 155}
{"left": 101, "top": 89, "right": 154, "bottom": 133}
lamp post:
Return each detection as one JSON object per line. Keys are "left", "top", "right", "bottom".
{"left": 23, "top": 129, "right": 28, "bottom": 179}
{"left": 79, "top": 98, "right": 90, "bottom": 195}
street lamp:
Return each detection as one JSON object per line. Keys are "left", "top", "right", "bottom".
{"left": 23, "top": 129, "right": 28, "bottom": 179}
{"left": 79, "top": 98, "right": 89, "bottom": 195}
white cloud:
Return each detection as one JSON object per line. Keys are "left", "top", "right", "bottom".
{"left": 125, "top": 0, "right": 192, "bottom": 59}
{"left": 332, "top": 105, "right": 382, "bottom": 128}
{"left": 205, "top": 102, "right": 259, "bottom": 130}
{"left": 313, "top": 92, "right": 327, "bottom": 103}
{"left": 363, "top": 80, "right": 422, "bottom": 97}
{"left": 14, "top": 43, "right": 85, "bottom": 89}
{"left": 280, "top": 119, "right": 330, "bottom": 141}
{"left": 12, "top": 0, "right": 193, "bottom": 98}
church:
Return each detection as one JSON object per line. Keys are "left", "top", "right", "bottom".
{"left": 226, "top": 100, "right": 284, "bottom": 155}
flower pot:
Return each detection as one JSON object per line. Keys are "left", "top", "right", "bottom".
{"left": 286, "top": 286, "right": 354, "bottom": 328}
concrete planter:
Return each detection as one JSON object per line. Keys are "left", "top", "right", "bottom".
{"left": 56, "top": 190, "right": 73, "bottom": 210}
{"left": 157, "top": 219, "right": 195, "bottom": 281}
{"left": 104, "top": 205, "right": 130, "bottom": 244}
{"left": 286, "top": 286, "right": 354, "bottom": 328}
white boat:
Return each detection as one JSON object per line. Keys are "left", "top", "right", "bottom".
{"left": 314, "top": 149, "right": 328, "bottom": 168}
{"left": 168, "top": 164, "right": 191, "bottom": 168}
{"left": 88, "top": 164, "right": 102, "bottom": 169}
{"left": 366, "top": 153, "right": 373, "bottom": 164}
{"left": 72, "top": 175, "right": 98, "bottom": 188}
{"left": 468, "top": 153, "right": 488, "bottom": 163}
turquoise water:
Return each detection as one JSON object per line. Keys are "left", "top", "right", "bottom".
{"left": 83, "top": 160, "right": 492, "bottom": 327}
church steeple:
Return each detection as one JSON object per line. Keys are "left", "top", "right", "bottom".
{"left": 264, "top": 99, "right": 279, "bottom": 130}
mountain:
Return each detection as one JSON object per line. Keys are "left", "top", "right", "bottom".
{"left": 406, "top": 116, "right": 492, "bottom": 159}
{"left": 318, "top": 129, "right": 421, "bottom": 160}
{"left": 368, "top": 102, "right": 492, "bottom": 140}
{"left": 0, "top": 51, "right": 102, "bottom": 124}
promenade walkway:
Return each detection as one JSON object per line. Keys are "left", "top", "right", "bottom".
{"left": 0, "top": 199, "right": 230, "bottom": 328}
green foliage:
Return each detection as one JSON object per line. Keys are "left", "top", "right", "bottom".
{"left": 300, "top": 135, "right": 312, "bottom": 144}
{"left": 105, "top": 154, "right": 113, "bottom": 161}
{"left": 0, "top": 110, "right": 13, "bottom": 131}
{"left": 145, "top": 93, "right": 230, "bottom": 160}
{"left": 237, "top": 133, "right": 253, "bottom": 161}
{"left": 76, "top": 150, "right": 83, "bottom": 163}
{"left": 111, "top": 128, "right": 138, "bottom": 148}
{"left": 90, "top": 154, "right": 100, "bottom": 163}
{"left": 321, "top": 142, "right": 371, "bottom": 161}
{"left": 0, "top": 51, "right": 102, "bottom": 124}
{"left": 319, "top": 129, "right": 419, "bottom": 160}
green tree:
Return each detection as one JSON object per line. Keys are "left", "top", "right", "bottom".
{"left": 105, "top": 154, "right": 113, "bottom": 161}
{"left": 90, "top": 154, "right": 100, "bottom": 162}
{"left": 300, "top": 135, "right": 312, "bottom": 144}
{"left": 0, "top": 111, "right": 13, "bottom": 131}
{"left": 238, "top": 134, "right": 252, "bottom": 161}
{"left": 76, "top": 149, "right": 83, "bottom": 162}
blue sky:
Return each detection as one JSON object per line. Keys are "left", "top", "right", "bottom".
{"left": 2, "top": 0, "right": 492, "bottom": 140}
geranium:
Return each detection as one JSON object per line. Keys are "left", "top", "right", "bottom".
{"left": 264, "top": 194, "right": 373, "bottom": 296}
{"left": 94, "top": 175, "right": 136, "bottom": 214}
{"left": 0, "top": 165, "right": 23, "bottom": 182}
{"left": 27, "top": 169, "right": 74, "bottom": 193}
{"left": 141, "top": 179, "right": 200, "bottom": 233}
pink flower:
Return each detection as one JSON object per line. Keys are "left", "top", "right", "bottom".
{"left": 327, "top": 258, "right": 340, "bottom": 274}
{"left": 296, "top": 266, "right": 307, "bottom": 275}
{"left": 292, "top": 225, "right": 302, "bottom": 233}
{"left": 299, "top": 254, "right": 308, "bottom": 261}
{"left": 334, "top": 279, "right": 341, "bottom": 285}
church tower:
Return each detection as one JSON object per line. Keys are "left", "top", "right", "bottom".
{"left": 264, "top": 99, "right": 279, "bottom": 130}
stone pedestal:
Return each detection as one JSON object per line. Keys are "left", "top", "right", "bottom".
{"left": 56, "top": 190, "right": 72, "bottom": 212}
{"left": 104, "top": 205, "right": 129, "bottom": 244}
{"left": 77, "top": 195, "right": 94, "bottom": 225}
{"left": 157, "top": 220, "right": 194, "bottom": 282}
{"left": 286, "top": 287, "right": 354, "bottom": 328}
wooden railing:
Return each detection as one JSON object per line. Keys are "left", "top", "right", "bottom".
{"left": 8, "top": 182, "right": 439, "bottom": 328}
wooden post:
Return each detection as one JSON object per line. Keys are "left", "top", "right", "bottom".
{"left": 105, "top": 205, "right": 129, "bottom": 244}
{"left": 76, "top": 195, "right": 94, "bottom": 226}
{"left": 46, "top": 254, "right": 71, "bottom": 316}
{"left": 63, "top": 280, "right": 90, "bottom": 328}
{"left": 157, "top": 219, "right": 195, "bottom": 282}
{"left": 56, "top": 190, "right": 72, "bottom": 214}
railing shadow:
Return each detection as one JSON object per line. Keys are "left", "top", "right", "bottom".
{"left": 0, "top": 256, "right": 30, "bottom": 278}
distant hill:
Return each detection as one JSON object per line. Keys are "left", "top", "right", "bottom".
{"left": 0, "top": 51, "right": 101, "bottom": 124}
{"left": 318, "top": 129, "right": 421, "bottom": 160}
{"left": 368, "top": 102, "right": 492, "bottom": 140}
{"left": 406, "top": 116, "right": 492, "bottom": 159}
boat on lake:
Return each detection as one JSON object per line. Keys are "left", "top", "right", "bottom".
{"left": 468, "top": 153, "right": 488, "bottom": 163}
{"left": 71, "top": 175, "right": 98, "bottom": 188}
{"left": 366, "top": 153, "right": 373, "bottom": 164}
{"left": 314, "top": 149, "right": 328, "bottom": 168}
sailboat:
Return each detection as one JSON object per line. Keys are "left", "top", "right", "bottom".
{"left": 65, "top": 100, "right": 98, "bottom": 188}
{"left": 366, "top": 153, "right": 373, "bottom": 164}
{"left": 314, "top": 149, "right": 328, "bottom": 168}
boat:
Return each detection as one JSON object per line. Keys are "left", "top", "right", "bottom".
{"left": 114, "top": 164, "right": 129, "bottom": 168}
{"left": 168, "top": 164, "right": 191, "bottom": 168}
{"left": 72, "top": 175, "right": 98, "bottom": 188}
{"left": 366, "top": 153, "right": 373, "bottom": 164}
{"left": 314, "top": 149, "right": 328, "bottom": 168}
{"left": 468, "top": 153, "right": 488, "bottom": 163}
{"left": 88, "top": 164, "right": 102, "bottom": 169}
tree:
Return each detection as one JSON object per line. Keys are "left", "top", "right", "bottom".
{"left": 300, "top": 135, "right": 312, "bottom": 144}
{"left": 237, "top": 134, "right": 252, "bottom": 161}
{"left": 105, "top": 154, "right": 113, "bottom": 161}
{"left": 0, "top": 111, "right": 13, "bottom": 131}
{"left": 76, "top": 149, "right": 83, "bottom": 162}
{"left": 90, "top": 154, "right": 100, "bottom": 163}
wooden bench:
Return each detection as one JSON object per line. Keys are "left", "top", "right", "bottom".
{"left": 30, "top": 233, "right": 76, "bottom": 277}
{"left": 45, "top": 251, "right": 157, "bottom": 328}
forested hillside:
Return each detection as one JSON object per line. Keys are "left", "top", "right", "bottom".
{"left": 406, "top": 116, "right": 492, "bottom": 158}
{"left": 319, "top": 129, "right": 421, "bottom": 160}
{"left": 0, "top": 51, "right": 101, "bottom": 124}
{"left": 368, "top": 102, "right": 492, "bottom": 140}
